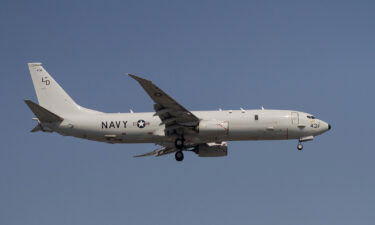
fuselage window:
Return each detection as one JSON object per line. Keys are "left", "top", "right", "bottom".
{"left": 254, "top": 115, "right": 259, "bottom": 120}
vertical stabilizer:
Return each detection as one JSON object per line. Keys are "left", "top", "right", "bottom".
{"left": 28, "top": 63, "right": 84, "bottom": 115}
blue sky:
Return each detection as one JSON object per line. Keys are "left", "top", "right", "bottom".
{"left": 1, "top": 0, "right": 374, "bottom": 224}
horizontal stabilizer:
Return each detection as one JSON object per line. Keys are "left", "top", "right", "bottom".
{"left": 134, "top": 147, "right": 177, "bottom": 158}
{"left": 24, "top": 99, "right": 63, "bottom": 123}
{"left": 31, "top": 124, "right": 42, "bottom": 132}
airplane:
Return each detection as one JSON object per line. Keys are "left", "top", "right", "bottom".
{"left": 25, "top": 63, "right": 331, "bottom": 161}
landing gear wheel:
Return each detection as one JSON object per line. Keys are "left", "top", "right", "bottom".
{"left": 175, "top": 151, "right": 184, "bottom": 161}
{"left": 175, "top": 137, "right": 185, "bottom": 149}
{"left": 297, "top": 143, "right": 303, "bottom": 151}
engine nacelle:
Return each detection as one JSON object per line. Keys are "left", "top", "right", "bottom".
{"left": 194, "top": 142, "right": 228, "bottom": 157}
{"left": 197, "top": 120, "right": 229, "bottom": 137}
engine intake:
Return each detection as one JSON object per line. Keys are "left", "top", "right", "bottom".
{"left": 194, "top": 142, "right": 228, "bottom": 157}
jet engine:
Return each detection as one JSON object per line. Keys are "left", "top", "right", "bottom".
{"left": 197, "top": 120, "right": 229, "bottom": 137}
{"left": 193, "top": 142, "right": 228, "bottom": 157}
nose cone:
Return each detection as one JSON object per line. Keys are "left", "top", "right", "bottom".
{"left": 322, "top": 121, "right": 331, "bottom": 133}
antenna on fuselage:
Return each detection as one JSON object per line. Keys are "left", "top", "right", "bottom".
{"left": 130, "top": 109, "right": 134, "bottom": 113}
{"left": 261, "top": 106, "right": 265, "bottom": 110}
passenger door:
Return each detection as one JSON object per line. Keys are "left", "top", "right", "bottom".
{"left": 291, "top": 112, "right": 299, "bottom": 125}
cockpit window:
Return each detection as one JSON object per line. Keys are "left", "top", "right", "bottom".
{"left": 307, "top": 115, "right": 316, "bottom": 119}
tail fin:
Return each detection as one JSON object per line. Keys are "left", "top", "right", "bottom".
{"left": 28, "top": 62, "right": 82, "bottom": 115}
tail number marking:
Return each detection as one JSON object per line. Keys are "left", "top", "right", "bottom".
{"left": 42, "top": 77, "right": 50, "bottom": 86}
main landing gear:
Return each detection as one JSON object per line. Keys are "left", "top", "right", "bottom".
{"left": 175, "top": 151, "right": 184, "bottom": 161}
{"left": 297, "top": 142, "right": 303, "bottom": 151}
{"left": 174, "top": 137, "right": 185, "bottom": 149}
{"left": 174, "top": 137, "right": 185, "bottom": 161}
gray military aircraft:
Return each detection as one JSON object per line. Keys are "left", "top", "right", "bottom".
{"left": 25, "top": 63, "right": 331, "bottom": 161}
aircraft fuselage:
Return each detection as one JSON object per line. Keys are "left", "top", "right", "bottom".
{"left": 52, "top": 109, "right": 330, "bottom": 147}
{"left": 25, "top": 63, "right": 331, "bottom": 160}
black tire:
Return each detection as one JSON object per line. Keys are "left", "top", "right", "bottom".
{"left": 175, "top": 151, "right": 184, "bottom": 161}
{"left": 297, "top": 143, "right": 303, "bottom": 151}
{"left": 175, "top": 138, "right": 184, "bottom": 149}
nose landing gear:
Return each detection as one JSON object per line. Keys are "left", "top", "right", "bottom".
{"left": 297, "top": 143, "right": 303, "bottom": 151}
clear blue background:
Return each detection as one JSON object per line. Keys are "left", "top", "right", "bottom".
{"left": 1, "top": 0, "right": 374, "bottom": 224}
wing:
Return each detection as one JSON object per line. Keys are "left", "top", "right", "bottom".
{"left": 134, "top": 146, "right": 177, "bottom": 157}
{"left": 129, "top": 74, "right": 200, "bottom": 135}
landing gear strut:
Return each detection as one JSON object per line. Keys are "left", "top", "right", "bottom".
{"left": 174, "top": 137, "right": 185, "bottom": 149}
{"left": 175, "top": 151, "right": 184, "bottom": 161}
{"left": 297, "top": 143, "right": 303, "bottom": 151}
